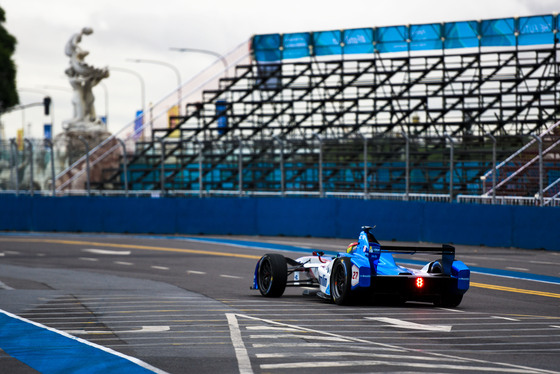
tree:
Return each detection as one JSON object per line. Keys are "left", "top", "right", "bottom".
{"left": 0, "top": 6, "right": 18, "bottom": 112}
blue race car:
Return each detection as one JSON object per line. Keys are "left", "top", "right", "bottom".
{"left": 252, "top": 226, "right": 470, "bottom": 307}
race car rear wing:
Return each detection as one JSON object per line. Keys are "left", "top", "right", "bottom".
{"left": 357, "top": 227, "right": 455, "bottom": 275}
{"left": 382, "top": 244, "right": 455, "bottom": 275}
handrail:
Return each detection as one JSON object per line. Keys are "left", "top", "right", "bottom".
{"left": 55, "top": 40, "right": 251, "bottom": 192}
{"left": 482, "top": 119, "right": 560, "bottom": 197}
{"left": 483, "top": 137, "right": 560, "bottom": 196}
{"left": 481, "top": 120, "right": 560, "bottom": 179}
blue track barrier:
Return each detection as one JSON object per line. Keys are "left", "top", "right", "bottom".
{"left": 0, "top": 195, "right": 558, "bottom": 251}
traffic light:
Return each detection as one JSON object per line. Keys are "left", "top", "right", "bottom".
{"left": 43, "top": 96, "right": 51, "bottom": 115}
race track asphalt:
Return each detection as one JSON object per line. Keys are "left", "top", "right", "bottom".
{"left": 0, "top": 233, "right": 558, "bottom": 374}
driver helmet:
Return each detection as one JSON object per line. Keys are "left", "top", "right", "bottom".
{"left": 346, "top": 242, "right": 358, "bottom": 254}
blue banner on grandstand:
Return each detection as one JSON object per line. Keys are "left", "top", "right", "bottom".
{"left": 314, "top": 30, "right": 342, "bottom": 56}
{"left": 252, "top": 14, "right": 559, "bottom": 61}
{"left": 518, "top": 15, "right": 555, "bottom": 45}
{"left": 343, "top": 28, "right": 374, "bottom": 54}
{"left": 444, "top": 21, "right": 479, "bottom": 49}
{"left": 481, "top": 18, "right": 515, "bottom": 47}
{"left": 377, "top": 25, "right": 408, "bottom": 53}
{"left": 253, "top": 34, "right": 282, "bottom": 61}
{"left": 283, "top": 32, "right": 311, "bottom": 59}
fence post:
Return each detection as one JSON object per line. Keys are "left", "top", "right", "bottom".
{"left": 194, "top": 139, "right": 203, "bottom": 197}
{"left": 116, "top": 138, "right": 128, "bottom": 197}
{"left": 24, "top": 139, "right": 34, "bottom": 196}
{"left": 485, "top": 132, "right": 497, "bottom": 204}
{"left": 159, "top": 139, "right": 165, "bottom": 195}
{"left": 401, "top": 132, "right": 410, "bottom": 200}
{"left": 273, "top": 135, "right": 285, "bottom": 196}
{"left": 358, "top": 133, "right": 368, "bottom": 199}
{"left": 44, "top": 139, "right": 56, "bottom": 197}
{"left": 444, "top": 134, "right": 454, "bottom": 201}
{"left": 77, "top": 136, "right": 91, "bottom": 196}
{"left": 313, "top": 133, "right": 323, "bottom": 197}
{"left": 9, "top": 138, "right": 19, "bottom": 196}
{"left": 532, "top": 134, "right": 543, "bottom": 206}
{"left": 237, "top": 136, "right": 243, "bottom": 196}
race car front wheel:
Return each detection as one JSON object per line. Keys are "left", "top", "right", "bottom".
{"left": 331, "top": 257, "right": 353, "bottom": 305}
{"left": 257, "top": 254, "right": 287, "bottom": 297}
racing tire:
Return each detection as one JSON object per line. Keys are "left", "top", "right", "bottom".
{"left": 257, "top": 254, "right": 287, "bottom": 297}
{"left": 330, "top": 257, "right": 354, "bottom": 305}
{"left": 436, "top": 293, "right": 463, "bottom": 308}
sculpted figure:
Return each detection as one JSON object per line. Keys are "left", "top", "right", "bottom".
{"left": 64, "top": 27, "right": 109, "bottom": 128}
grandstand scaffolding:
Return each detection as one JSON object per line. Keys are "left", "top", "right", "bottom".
{"left": 51, "top": 14, "right": 559, "bottom": 203}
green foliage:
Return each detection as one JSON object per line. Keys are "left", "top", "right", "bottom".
{"left": 0, "top": 6, "right": 18, "bottom": 111}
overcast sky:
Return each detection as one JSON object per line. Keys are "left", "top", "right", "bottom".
{"left": 1, "top": 0, "right": 557, "bottom": 139}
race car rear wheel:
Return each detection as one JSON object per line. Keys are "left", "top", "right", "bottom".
{"left": 436, "top": 293, "right": 463, "bottom": 308}
{"left": 257, "top": 254, "right": 287, "bottom": 297}
{"left": 330, "top": 257, "right": 353, "bottom": 305}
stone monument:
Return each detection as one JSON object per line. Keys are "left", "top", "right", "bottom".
{"left": 63, "top": 27, "right": 109, "bottom": 132}
{"left": 55, "top": 27, "right": 118, "bottom": 191}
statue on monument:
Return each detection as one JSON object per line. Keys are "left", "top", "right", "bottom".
{"left": 55, "top": 27, "right": 118, "bottom": 190}
{"left": 63, "top": 27, "right": 109, "bottom": 131}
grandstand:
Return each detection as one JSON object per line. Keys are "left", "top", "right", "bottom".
{"left": 56, "top": 14, "right": 560, "bottom": 204}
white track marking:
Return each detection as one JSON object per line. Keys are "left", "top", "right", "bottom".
{"left": 237, "top": 313, "right": 557, "bottom": 374}
{"left": 256, "top": 351, "right": 453, "bottom": 361}
{"left": 491, "top": 316, "right": 521, "bottom": 322}
{"left": 65, "top": 326, "right": 170, "bottom": 335}
{"left": 220, "top": 274, "right": 242, "bottom": 279}
{"left": 226, "top": 313, "right": 253, "bottom": 374}
{"left": 79, "top": 257, "right": 98, "bottom": 262}
{"left": 0, "top": 281, "right": 14, "bottom": 290}
{"left": 245, "top": 326, "right": 300, "bottom": 332}
{"left": 365, "top": 317, "right": 452, "bottom": 332}
{"left": 83, "top": 249, "right": 131, "bottom": 255}
{"left": 260, "top": 360, "right": 545, "bottom": 372}
{"left": 187, "top": 270, "right": 206, "bottom": 275}
{"left": 151, "top": 266, "right": 169, "bottom": 270}
{"left": 506, "top": 267, "right": 529, "bottom": 272}
{"left": 249, "top": 334, "right": 349, "bottom": 342}
{"left": 114, "top": 261, "right": 133, "bottom": 266}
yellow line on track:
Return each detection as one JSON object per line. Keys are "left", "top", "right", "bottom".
{"left": 470, "top": 281, "right": 560, "bottom": 299}
{"left": 0, "top": 237, "right": 261, "bottom": 260}
{"left": 2, "top": 237, "right": 560, "bottom": 299}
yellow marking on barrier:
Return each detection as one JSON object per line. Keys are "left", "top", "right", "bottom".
{"left": 471, "top": 281, "right": 560, "bottom": 299}
{"left": 0, "top": 237, "right": 261, "bottom": 260}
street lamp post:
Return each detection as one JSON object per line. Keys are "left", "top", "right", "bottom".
{"left": 169, "top": 47, "right": 228, "bottom": 76}
{"left": 127, "top": 58, "right": 182, "bottom": 115}
{"left": 109, "top": 66, "right": 146, "bottom": 130}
